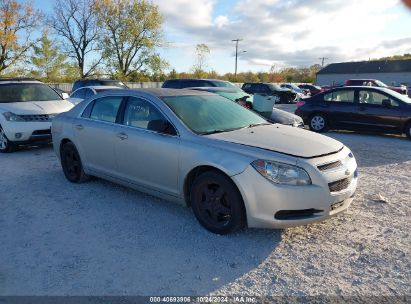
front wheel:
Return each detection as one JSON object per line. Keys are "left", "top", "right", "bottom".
{"left": 0, "top": 126, "right": 16, "bottom": 153}
{"left": 309, "top": 114, "right": 328, "bottom": 132}
{"left": 60, "top": 142, "right": 90, "bottom": 183}
{"left": 190, "top": 171, "right": 246, "bottom": 234}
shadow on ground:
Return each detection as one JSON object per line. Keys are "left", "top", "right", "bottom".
{"left": 0, "top": 151, "right": 281, "bottom": 295}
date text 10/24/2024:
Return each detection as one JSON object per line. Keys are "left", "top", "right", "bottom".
{"left": 149, "top": 296, "right": 258, "bottom": 303}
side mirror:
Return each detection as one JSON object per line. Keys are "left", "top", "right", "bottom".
{"left": 147, "top": 119, "right": 177, "bottom": 135}
{"left": 382, "top": 99, "right": 392, "bottom": 107}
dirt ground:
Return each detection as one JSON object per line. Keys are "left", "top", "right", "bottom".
{"left": 0, "top": 131, "right": 410, "bottom": 297}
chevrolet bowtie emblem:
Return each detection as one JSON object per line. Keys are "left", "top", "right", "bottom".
{"left": 345, "top": 169, "right": 350, "bottom": 176}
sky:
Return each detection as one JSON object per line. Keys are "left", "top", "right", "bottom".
{"left": 32, "top": 0, "right": 411, "bottom": 74}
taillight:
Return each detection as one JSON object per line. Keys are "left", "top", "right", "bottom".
{"left": 296, "top": 100, "right": 305, "bottom": 107}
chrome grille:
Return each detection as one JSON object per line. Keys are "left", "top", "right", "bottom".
{"left": 19, "top": 114, "right": 52, "bottom": 122}
{"left": 318, "top": 160, "right": 343, "bottom": 171}
{"left": 328, "top": 176, "right": 352, "bottom": 193}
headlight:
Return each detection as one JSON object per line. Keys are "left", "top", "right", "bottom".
{"left": 251, "top": 160, "right": 311, "bottom": 185}
{"left": 2, "top": 112, "right": 24, "bottom": 122}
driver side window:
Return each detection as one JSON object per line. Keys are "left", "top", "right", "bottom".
{"left": 122, "top": 97, "right": 176, "bottom": 135}
{"left": 358, "top": 90, "right": 399, "bottom": 106}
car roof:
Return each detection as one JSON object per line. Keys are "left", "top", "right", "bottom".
{"left": 165, "top": 78, "right": 229, "bottom": 82}
{"left": 105, "top": 88, "right": 216, "bottom": 97}
{"left": 74, "top": 85, "right": 122, "bottom": 91}
{"left": 189, "top": 87, "right": 242, "bottom": 93}
{"left": 0, "top": 78, "right": 43, "bottom": 85}
{"left": 328, "top": 86, "right": 392, "bottom": 93}
{"left": 347, "top": 79, "right": 377, "bottom": 81}
{"left": 74, "top": 78, "right": 123, "bottom": 82}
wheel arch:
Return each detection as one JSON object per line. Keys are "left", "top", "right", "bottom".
{"left": 59, "top": 138, "right": 74, "bottom": 157}
{"left": 183, "top": 165, "right": 241, "bottom": 208}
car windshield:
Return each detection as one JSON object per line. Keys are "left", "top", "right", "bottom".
{"left": 162, "top": 95, "right": 267, "bottom": 134}
{"left": 101, "top": 81, "right": 128, "bottom": 88}
{"left": 289, "top": 84, "right": 304, "bottom": 93}
{"left": 217, "top": 91, "right": 253, "bottom": 102}
{"left": 211, "top": 81, "right": 240, "bottom": 89}
{"left": 385, "top": 89, "right": 411, "bottom": 104}
{"left": 0, "top": 83, "right": 62, "bottom": 103}
{"left": 375, "top": 80, "right": 388, "bottom": 87}
{"left": 268, "top": 83, "right": 282, "bottom": 90}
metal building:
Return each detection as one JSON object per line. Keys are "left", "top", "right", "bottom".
{"left": 316, "top": 59, "right": 411, "bottom": 87}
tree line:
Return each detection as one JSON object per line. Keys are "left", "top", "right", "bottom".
{"left": 1, "top": 0, "right": 410, "bottom": 84}
{"left": 0, "top": 0, "right": 165, "bottom": 82}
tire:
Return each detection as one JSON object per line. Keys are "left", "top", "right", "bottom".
{"left": 0, "top": 126, "right": 16, "bottom": 153}
{"left": 309, "top": 113, "right": 328, "bottom": 132}
{"left": 190, "top": 171, "right": 246, "bottom": 234}
{"left": 60, "top": 142, "right": 90, "bottom": 183}
{"left": 405, "top": 122, "right": 411, "bottom": 140}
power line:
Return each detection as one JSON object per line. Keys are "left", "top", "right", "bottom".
{"left": 319, "top": 57, "right": 329, "bottom": 67}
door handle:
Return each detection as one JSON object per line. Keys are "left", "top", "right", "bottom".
{"left": 116, "top": 132, "right": 128, "bottom": 140}
{"left": 75, "top": 124, "right": 84, "bottom": 130}
{"left": 359, "top": 107, "right": 366, "bottom": 111}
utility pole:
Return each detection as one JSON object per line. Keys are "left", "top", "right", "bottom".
{"left": 232, "top": 39, "right": 243, "bottom": 80}
{"left": 319, "top": 57, "right": 328, "bottom": 67}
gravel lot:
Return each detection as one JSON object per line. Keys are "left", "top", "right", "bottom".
{"left": 0, "top": 131, "right": 410, "bottom": 297}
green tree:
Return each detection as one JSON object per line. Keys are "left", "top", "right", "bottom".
{"left": 30, "top": 31, "right": 71, "bottom": 82}
{"left": 147, "top": 54, "right": 169, "bottom": 81}
{"left": 95, "top": 0, "right": 164, "bottom": 80}
{"left": 0, "top": 0, "right": 43, "bottom": 74}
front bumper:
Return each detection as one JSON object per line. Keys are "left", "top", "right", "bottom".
{"left": 232, "top": 149, "right": 358, "bottom": 229}
{"left": 1, "top": 121, "right": 52, "bottom": 144}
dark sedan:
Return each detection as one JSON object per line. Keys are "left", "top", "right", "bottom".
{"left": 295, "top": 86, "right": 411, "bottom": 139}
{"left": 242, "top": 82, "right": 297, "bottom": 104}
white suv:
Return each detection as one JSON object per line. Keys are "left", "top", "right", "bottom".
{"left": 0, "top": 78, "right": 74, "bottom": 153}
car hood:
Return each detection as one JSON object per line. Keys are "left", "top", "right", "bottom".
{"left": 207, "top": 124, "right": 343, "bottom": 158}
{"left": 0, "top": 100, "right": 74, "bottom": 115}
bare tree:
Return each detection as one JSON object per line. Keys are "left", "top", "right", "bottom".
{"left": 192, "top": 43, "right": 210, "bottom": 78}
{"left": 0, "top": 0, "right": 43, "bottom": 73}
{"left": 49, "top": 0, "right": 102, "bottom": 78}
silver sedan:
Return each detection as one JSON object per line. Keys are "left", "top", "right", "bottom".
{"left": 52, "top": 89, "right": 358, "bottom": 234}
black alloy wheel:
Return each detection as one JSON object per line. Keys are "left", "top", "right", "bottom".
{"left": 190, "top": 171, "right": 246, "bottom": 234}
{"left": 60, "top": 142, "right": 90, "bottom": 183}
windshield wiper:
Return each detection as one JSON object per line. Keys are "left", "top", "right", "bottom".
{"left": 199, "top": 127, "right": 245, "bottom": 135}
{"left": 246, "top": 123, "right": 271, "bottom": 128}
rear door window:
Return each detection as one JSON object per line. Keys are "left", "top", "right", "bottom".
{"left": 324, "top": 90, "right": 355, "bottom": 103}
{"left": 89, "top": 96, "right": 123, "bottom": 123}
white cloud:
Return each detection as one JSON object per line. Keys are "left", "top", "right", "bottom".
{"left": 214, "top": 15, "right": 229, "bottom": 28}
{"left": 154, "top": 0, "right": 214, "bottom": 29}
{"left": 155, "top": 0, "right": 411, "bottom": 71}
